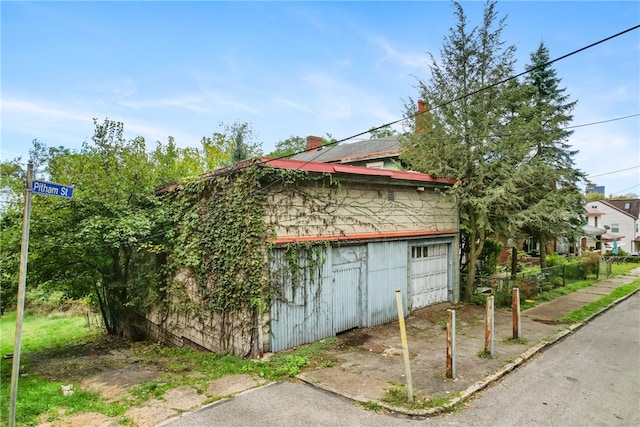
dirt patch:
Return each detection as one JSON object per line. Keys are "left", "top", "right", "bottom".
{"left": 23, "top": 333, "right": 274, "bottom": 427}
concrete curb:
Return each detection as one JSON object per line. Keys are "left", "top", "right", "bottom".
{"left": 300, "top": 281, "right": 640, "bottom": 418}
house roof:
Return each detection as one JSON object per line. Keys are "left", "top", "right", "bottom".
{"left": 157, "top": 156, "right": 455, "bottom": 194}
{"left": 290, "top": 137, "right": 402, "bottom": 164}
{"left": 262, "top": 157, "right": 455, "bottom": 185}
{"left": 604, "top": 199, "right": 640, "bottom": 219}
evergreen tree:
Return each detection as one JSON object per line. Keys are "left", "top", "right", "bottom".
{"left": 514, "top": 42, "right": 586, "bottom": 269}
{"left": 401, "top": 1, "right": 521, "bottom": 300}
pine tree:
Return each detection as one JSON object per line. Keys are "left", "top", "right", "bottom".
{"left": 514, "top": 42, "right": 586, "bottom": 269}
{"left": 401, "top": 1, "right": 521, "bottom": 301}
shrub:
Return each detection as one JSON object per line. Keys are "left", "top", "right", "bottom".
{"left": 478, "top": 239, "right": 504, "bottom": 276}
{"left": 546, "top": 253, "right": 568, "bottom": 267}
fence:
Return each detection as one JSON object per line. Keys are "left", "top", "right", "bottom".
{"left": 466, "top": 260, "right": 603, "bottom": 307}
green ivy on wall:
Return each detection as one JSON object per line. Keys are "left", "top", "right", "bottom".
{"left": 155, "top": 161, "right": 336, "bottom": 348}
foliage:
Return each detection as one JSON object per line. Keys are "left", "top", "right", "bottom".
{"left": 477, "top": 239, "right": 503, "bottom": 276}
{"left": 512, "top": 42, "right": 586, "bottom": 270}
{"left": 267, "top": 136, "right": 306, "bottom": 158}
{"left": 0, "top": 120, "right": 214, "bottom": 337}
{"left": 401, "top": 1, "right": 519, "bottom": 301}
{"left": 545, "top": 253, "right": 568, "bottom": 267}
{"left": 164, "top": 161, "right": 270, "bottom": 319}
{"left": 368, "top": 125, "right": 398, "bottom": 139}
{"left": 267, "top": 134, "right": 338, "bottom": 159}
{"left": 580, "top": 251, "right": 601, "bottom": 276}
{"left": 585, "top": 192, "right": 604, "bottom": 201}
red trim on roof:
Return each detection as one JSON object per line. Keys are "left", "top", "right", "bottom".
{"left": 263, "top": 157, "right": 455, "bottom": 185}
{"left": 271, "top": 229, "right": 458, "bottom": 244}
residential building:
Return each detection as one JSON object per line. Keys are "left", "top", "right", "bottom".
{"left": 144, "top": 158, "right": 459, "bottom": 355}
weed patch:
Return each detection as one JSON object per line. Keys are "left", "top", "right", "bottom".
{"left": 381, "top": 386, "right": 459, "bottom": 410}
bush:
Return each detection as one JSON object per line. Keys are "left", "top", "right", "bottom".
{"left": 546, "top": 253, "right": 568, "bottom": 267}
{"left": 478, "top": 239, "right": 503, "bottom": 276}
{"left": 580, "top": 251, "right": 601, "bottom": 277}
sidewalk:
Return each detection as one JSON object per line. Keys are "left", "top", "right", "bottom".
{"left": 297, "top": 267, "right": 640, "bottom": 416}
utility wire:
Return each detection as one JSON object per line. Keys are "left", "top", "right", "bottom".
{"left": 588, "top": 165, "right": 639, "bottom": 178}
{"left": 5, "top": 25, "right": 640, "bottom": 250}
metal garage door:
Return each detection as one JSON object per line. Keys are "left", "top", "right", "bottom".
{"left": 410, "top": 243, "right": 449, "bottom": 310}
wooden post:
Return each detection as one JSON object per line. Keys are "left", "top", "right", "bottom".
{"left": 512, "top": 288, "right": 521, "bottom": 339}
{"left": 395, "top": 289, "right": 413, "bottom": 402}
{"left": 485, "top": 295, "right": 494, "bottom": 356}
{"left": 446, "top": 309, "right": 456, "bottom": 379}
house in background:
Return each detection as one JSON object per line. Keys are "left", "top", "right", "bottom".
{"left": 145, "top": 158, "right": 459, "bottom": 356}
{"left": 291, "top": 135, "right": 404, "bottom": 170}
{"left": 583, "top": 199, "right": 639, "bottom": 255}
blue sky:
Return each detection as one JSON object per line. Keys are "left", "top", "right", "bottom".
{"left": 2, "top": 1, "right": 639, "bottom": 196}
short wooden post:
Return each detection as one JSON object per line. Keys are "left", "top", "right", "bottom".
{"left": 512, "top": 288, "right": 521, "bottom": 340}
{"left": 446, "top": 309, "right": 456, "bottom": 379}
{"left": 395, "top": 289, "right": 413, "bottom": 402}
{"left": 484, "top": 295, "right": 494, "bottom": 356}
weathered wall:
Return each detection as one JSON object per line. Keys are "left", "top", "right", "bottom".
{"left": 266, "top": 181, "right": 457, "bottom": 240}
{"left": 143, "top": 271, "right": 258, "bottom": 357}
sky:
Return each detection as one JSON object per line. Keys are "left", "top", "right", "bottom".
{"left": 2, "top": 1, "right": 639, "bottom": 197}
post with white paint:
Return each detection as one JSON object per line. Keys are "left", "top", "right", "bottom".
{"left": 512, "top": 288, "right": 521, "bottom": 340}
{"left": 484, "top": 295, "right": 495, "bottom": 356}
{"left": 395, "top": 289, "right": 413, "bottom": 402}
{"left": 446, "top": 309, "right": 456, "bottom": 379}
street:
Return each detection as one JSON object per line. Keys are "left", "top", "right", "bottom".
{"left": 161, "top": 292, "right": 640, "bottom": 427}
{"left": 437, "top": 291, "right": 640, "bottom": 426}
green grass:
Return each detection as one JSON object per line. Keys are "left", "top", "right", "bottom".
{"left": 0, "top": 312, "right": 341, "bottom": 426}
{"left": 559, "top": 281, "right": 640, "bottom": 324}
{"left": 0, "top": 313, "right": 115, "bottom": 426}
{"left": 521, "top": 262, "right": 639, "bottom": 311}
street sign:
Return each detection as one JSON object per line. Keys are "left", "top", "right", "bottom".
{"left": 31, "top": 180, "right": 74, "bottom": 198}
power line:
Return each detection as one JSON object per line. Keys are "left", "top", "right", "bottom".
{"left": 5, "top": 25, "right": 640, "bottom": 250}
{"left": 588, "top": 165, "right": 639, "bottom": 178}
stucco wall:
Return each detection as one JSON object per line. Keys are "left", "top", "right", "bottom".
{"left": 266, "top": 181, "right": 457, "bottom": 240}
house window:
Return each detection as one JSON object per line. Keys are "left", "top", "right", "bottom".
{"left": 366, "top": 161, "right": 384, "bottom": 169}
{"left": 412, "top": 246, "right": 429, "bottom": 258}
{"left": 611, "top": 223, "right": 619, "bottom": 233}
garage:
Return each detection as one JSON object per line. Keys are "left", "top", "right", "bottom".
{"left": 410, "top": 243, "right": 450, "bottom": 310}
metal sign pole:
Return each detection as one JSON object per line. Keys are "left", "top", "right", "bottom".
{"left": 9, "top": 161, "right": 34, "bottom": 427}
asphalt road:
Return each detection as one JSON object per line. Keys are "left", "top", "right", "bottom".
{"left": 438, "top": 291, "right": 640, "bottom": 426}
{"left": 162, "top": 292, "right": 640, "bottom": 427}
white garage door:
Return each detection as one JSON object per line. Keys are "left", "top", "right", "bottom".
{"left": 410, "top": 244, "right": 449, "bottom": 310}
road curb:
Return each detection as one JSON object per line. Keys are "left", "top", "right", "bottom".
{"left": 318, "top": 282, "right": 640, "bottom": 418}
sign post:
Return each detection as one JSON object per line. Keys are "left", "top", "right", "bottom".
{"left": 8, "top": 163, "right": 73, "bottom": 427}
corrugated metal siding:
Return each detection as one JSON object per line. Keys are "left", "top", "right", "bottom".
{"left": 331, "top": 246, "right": 366, "bottom": 333}
{"left": 269, "top": 246, "right": 332, "bottom": 352}
{"left": 366, "top": 241, "right": 408, "bottom": 326}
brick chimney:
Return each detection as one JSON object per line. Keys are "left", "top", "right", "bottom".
{"left": 306, "top": 135, "right": 323, "bottom": 150}
{"left": 415, "top": 100, "right": 428, "bottom": 133}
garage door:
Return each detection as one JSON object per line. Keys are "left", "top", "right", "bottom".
{"left": 410, "top": 243, "right": 449, "bottom": 310}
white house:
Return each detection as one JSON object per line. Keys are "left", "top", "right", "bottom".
{"left": 584, "top": 200, "right": 639, "bottom": 255}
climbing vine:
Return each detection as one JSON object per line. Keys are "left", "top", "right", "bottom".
{"left": 153, "top": 161, "right": 336, "bottom": 351}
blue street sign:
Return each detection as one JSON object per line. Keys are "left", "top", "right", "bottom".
{"left": 31, "top": 180, "right": 74, "bottom": 198}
